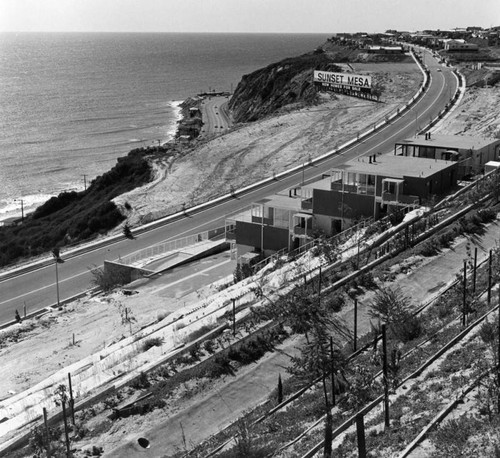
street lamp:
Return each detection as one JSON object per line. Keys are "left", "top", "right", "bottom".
{"left": 52, "top": 248, "right": 65, "bottom": 308}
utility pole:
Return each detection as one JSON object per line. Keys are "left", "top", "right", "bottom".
{"left": 232, "top": 299, "right": 236, "bottom": 336}
{"left": 52, "top": 248, "right": 64, "bottom": 308}
{"left": 473, "top": 247, "right": 478, "bottom": 293}
{"left": 462, "top": 260, "right": 467, "bottom": 327}
{"left": 330, "top": 336, "right": 336, "bottom": 407}
{"left": 15, "top": 199, "right": 24, "bottom": 222}
{"left": 82, "top": 175, "right": 87, "bottom": 191}
{"left": 488, "top": 250, "right": 492, "bottom": 304}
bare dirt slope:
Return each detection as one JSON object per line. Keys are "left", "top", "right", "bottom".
{"left": 436, "top": 85, "right": 500, "bottom": 138}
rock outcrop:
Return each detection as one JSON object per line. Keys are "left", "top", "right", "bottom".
{"left": 228, "top": 50, "right": 341, "bottom": 123}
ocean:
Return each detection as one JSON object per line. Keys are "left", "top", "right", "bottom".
{"left": 0, "top": 32, "right": 330, "bottom": 221}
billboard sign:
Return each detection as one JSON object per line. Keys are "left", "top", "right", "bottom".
{"left": 313, "top": 70, "right": 372, "bottom": 93}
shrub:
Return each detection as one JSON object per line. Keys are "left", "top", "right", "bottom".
{"left": 89, "top": 265, "right": 129, "bottom": 292}
{"left": 459, "top": 213, "right": 483, "bottom": 234}
{"left": 189, "top": 342, "right": 201, "bottom": 360}
{"left": 205, "top": 354, "right": 233, "bottom": 378}
{"left": 29, "top": 424, "right": 62, "bottom": 456}
{"left": 325, "top": 292, "right": 346, "bottom": 312}
{"left": 203, "top": 340, "right": 215, "bottom": 354}
{"left": 130, "top": 372, "right": 150, "bottom": 390}
{"left": 430, "top": 415, "right": 484, "bottom": 456}
{"left": 391, "top": 312, "right": 422, "bottom": 343}
{"left": 142, "top": 337, "right": 164, "bottom": 352}
{"left": 358, "top": 271, "right": 377, "bottom": 289}
{"left": 479, "top": 320, "right": 497, "bottom": 345}
{"left": 437, "top": 229, "right": 456, "bottom": 248}
{"left": 478, "top": 208, "right": 497, "bottom": 223}
{"left": 418, "top": 238, "right": 440, "bottom": 257}
{"left": 187, "top": 323, "right": 218, "bottom": 341}
{"left": 234, "top": 263, "right": 254, "bottom": 284}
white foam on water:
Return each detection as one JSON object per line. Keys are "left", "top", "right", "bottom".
{"left": 0, "top": 193, "right": 56, "bottom": 222}
{"left": 163, "top": 100, "right": 184, "bottom": 144}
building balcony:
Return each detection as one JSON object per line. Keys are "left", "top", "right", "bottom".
{"left": 301, "top": 199, "right": 313, "bottom": 211}
{"left": 331, "top": 183, "right": 375, "bottom": 195}
{"left": 382, "top": 192, "right": 420, "bottom": 205}
{"left": 293, "top": 226, "right": 313, "bottom": 237}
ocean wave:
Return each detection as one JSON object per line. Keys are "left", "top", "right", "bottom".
{"left": 92, "top": 125, "right": 155, "bottom": 136}
{"left": 0, "top": 193, "right": 56, "bottom": 218}
{"left": 70, "top": 114, "right": 129, "bottom": 123}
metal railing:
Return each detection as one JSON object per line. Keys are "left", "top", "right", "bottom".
{"left": 119, "top": 225, "right": 226, "bottom": 266}
{"left": 245, "top": 217, "right": 374, "bottom": 274}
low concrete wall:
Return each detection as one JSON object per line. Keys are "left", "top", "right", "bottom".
{"left": 104, "top": 260, "right": 152, "bottom": 283}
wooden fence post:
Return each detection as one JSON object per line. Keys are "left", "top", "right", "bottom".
{"left": 43, "top": 407, "right": 51, "bottom": 458}
{"left": 382, "top": 323, "right": 390, "bottom": 429}
{"left": 353, "top": 299, "right": 358, "bottom": 352}
{"left": 356, "top": 414, "right": 367, "bottom": 458}
{"left": 68, "top": 373, "right": 75, "bottom": 425}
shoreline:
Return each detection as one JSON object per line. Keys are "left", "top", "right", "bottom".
{"left": 0, "top": 100, "right": 185, "bottom": 225}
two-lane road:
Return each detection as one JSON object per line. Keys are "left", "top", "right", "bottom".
{"left": 0, "top": 51, "right": 457, "bottom": 325}
{"left": 200, "top": 96, "right": 232, "bottom": 137}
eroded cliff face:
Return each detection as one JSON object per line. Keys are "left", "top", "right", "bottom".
{"left": 229, "top": 51, "right": 340, "bottom": 123}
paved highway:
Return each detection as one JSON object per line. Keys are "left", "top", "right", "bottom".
{"left": 199, "top": 96, "right": 232, "bottom": 137}
{"left": 0, "top": 51, "right": 457, "bottom": 325}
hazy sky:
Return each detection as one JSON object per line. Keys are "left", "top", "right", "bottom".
{"left": 1, "top": 0, "right": 498, "bottom": 34}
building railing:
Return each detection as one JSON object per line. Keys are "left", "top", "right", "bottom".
{"left": 381, "top": 192, "right": 420, "bottom": 205}
{"left": 246, "top": 217, "right": 374, "bottom": 274}
{"left": 331, "top": 182, "right": 375, "bottom": 195}
{"left": 293, "top": 226, "right": 313, "bottom": 237}
{"left": 301, "top": 200, "right": 313, "bottom": 211}
{"left": 120, "top": 225, "right": 226, "bottom": 266}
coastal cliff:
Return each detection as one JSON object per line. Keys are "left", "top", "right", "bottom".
{"left": 228, "top": 51, "right": 341, "bottom": 122}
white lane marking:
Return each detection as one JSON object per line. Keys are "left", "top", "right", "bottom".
{"left": 149, "top": 259, "right": 233, "bottom": 294}
{"left": 0, "top": 268, "right": 93, "bottom": 306}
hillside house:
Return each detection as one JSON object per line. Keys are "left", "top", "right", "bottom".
{"left": 394, "top": 134, "right": 500, "bottom": 178}
{"left": 229, "top": 153, "right": 458, "bottom": 258}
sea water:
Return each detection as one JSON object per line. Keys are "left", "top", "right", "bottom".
{"left": 0, "top": 32, "right": 330, "bottom": 221}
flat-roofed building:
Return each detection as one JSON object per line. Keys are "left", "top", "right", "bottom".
{"left": 310, "top": 154, "right": 458, "bottom": 234}
{"left": 229, "top": 152, "right": 459, "bottom": 257}
{"left": 230, "top": 193, "right": 312, "bottom": 258}
{"left": 394, "top": 134, "right": 500, "bottom": 178}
